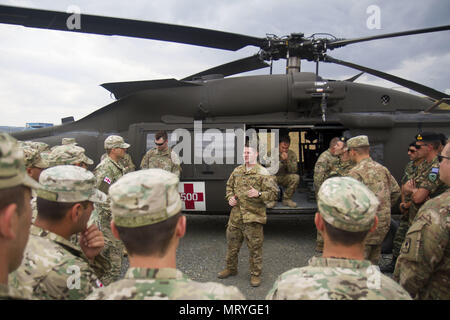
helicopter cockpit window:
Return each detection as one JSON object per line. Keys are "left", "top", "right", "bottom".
{"left": 146, "top": 132, "right": 177, "bottom": 151}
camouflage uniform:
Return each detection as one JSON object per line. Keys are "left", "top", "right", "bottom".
{"left": 394, "top": 190, "right": 450, "bottom": 299}
{"left": 223, "top": 164, "right": 278, "bottom": 278}
{"left": 93, "top": 135, "right": 130, "bottom": 285}
{"left": 275, "top": 149, "right": 300, "bottom": 201}
{"left": 9, "top": 225, "right": 104, "bottom": 300}
{"left": 87, "top": 169, "right": 245, "bottom": 300}
{"left": 44, "top": 144, "right": 94, "bottom": 167}
{"left": 392, "top": 159, "right": 423, "bottom": 261}
{"left": 8, "top": 165, "right": 107, "bottom": 300}
{"left": 329, "top": 159, "right": 355, "bottom": 178}
{"left": 266, "top": 177, "right": 411, "bottom": 300}
{"left": 140, "top": 147, "right": 181, "bottom": 177}
{"left": 408, "top": 156, "right": 448, "bottom": 225}
{"left": 101, "top": 152, "right": 135, "bottom": 175}
{"left": 347, "top": 136, "right": 400, "bottom": 265}
{"left": 0, "top": 133, "right": 42, "bottom": 300}
{"left": 313, "top": 149, "right": 340, "bottom": 252}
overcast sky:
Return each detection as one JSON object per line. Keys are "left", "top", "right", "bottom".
{"left": 0, "top": 0, "right": 449, "bottom": 126}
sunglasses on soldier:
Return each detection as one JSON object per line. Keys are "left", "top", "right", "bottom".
{"left": 155, "top": 140, "right": 166, "bottom": 146}
{"left": 438, "top": 154, "right": 450, "bottom": 163}
{"left": 407, "top": 148, "right": 416, "bottom": 153}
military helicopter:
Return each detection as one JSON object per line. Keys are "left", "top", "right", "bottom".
{"left": 1, "top": 4, "right": 449, "bottom": 216}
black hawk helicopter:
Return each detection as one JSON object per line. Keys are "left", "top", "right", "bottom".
{"left": 1, "top": 4, "right": 449, "bottom": 216}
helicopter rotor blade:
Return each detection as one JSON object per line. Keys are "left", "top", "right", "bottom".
{"left": 324, "top": 55, "right": 450, "bottom": 100}
{"left": 0, "top": 4, "right": 265, "bottom": 51}
{"left": 329, "top": 25, "right": 450, "bottom": 49}
{"left": 181, "top": 55, "right": 269, "bottom": 81}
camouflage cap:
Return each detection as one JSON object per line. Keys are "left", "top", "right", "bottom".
{"left": 21, "top": 141, "right": 50, "bottom": 153}
{"left": 44, "top": 145, "right": 94, "bottom": 166}
{"left": 109, "top": 169, "right": 182, "bottom": 228}
{"left": 317, "top": 177, "right": 379, "bottom": 232}
{"left": 62, "top": 138, "right": 77, "bottom": 145}
{"left": 37, "top": 165, "right": 106, "bottom": 203}
{"left": 104, "top": 135, "right": 130, "bottom": 150}
{"left": 347, "top": 135, "right": 370, "bottom": 148}
{"left": 21, "top": 146, "right": 49, "bottom": 169}
{"left": 0, "top": 133, "right": 42, "bottom": 190}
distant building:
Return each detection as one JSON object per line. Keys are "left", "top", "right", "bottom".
{"left": 25, "top": 122, "right": 53, "bottom": 130}
{"left": 0, "top": 126, "right": 26, "bottom": 133}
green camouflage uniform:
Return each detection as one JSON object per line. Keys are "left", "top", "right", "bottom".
{"left": 267, "top": 176, "right": 411, "bottom": 300}
{"left": 9, "top": 225, "right": 104, "bottom": 300}
{"left": 101, "top": 152, "right": 135, "bottom": 175}
{"left": 224, "top": 164, "right": 278, "bottom": 277}
{"left": 87, "top": 169, "right": 245, "bottom": 299}
{"left": 394, "top": 190, "right": 450, "bottom": 300}
{"left": 140, "top": 147, "right": 181, "bottom": 177}
{"left": 313, "top": 149, "right": 340, "bottom": 251}
{"left": 94, "top": 155, "right": 126, "bottom": 285}
{"left": 87, "top": 268, "right": 244, "bottom": 300}
{"left": 393, "top": 159, "right": 423, "bottom": 260}
{"left": 347, "top": 136, "right": 400, "bottom": 265}
{"left": 8, "top": 165, "right": 107, "bottom": 299}
{"left": 0, "top": 283, "right": 24, "bottom": 300}
{"left": 408, "top": 156, "right": 448, "bottom": 225}
{"left": 275, "top": 149, "right": 299, "bottom": 200}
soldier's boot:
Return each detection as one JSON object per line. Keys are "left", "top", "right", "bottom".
{"left": 282, "top": 199, "right": 297, "bottom": 208}
{"left": 217, "top": 269, "right": 238, "bottom": 279}
{"left": 380, "top": 256, "right": 397, "bottom": 273}
{"left": 250, "top": 275, "right": 261, "bottom": 287}
{"left": 265, "top": 201, "right": 276, "bottom": 209}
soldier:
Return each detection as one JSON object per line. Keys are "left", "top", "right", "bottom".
{"left": 313, "top": 136, "right": 345, "bottom": 253}
{"left": 93, "top": 135, "right": 130, "bottom": 285}
{"left": 347, "top": 135, "right": 400, "bottom": 265}
{"left": 21, "top": 146, "right": 49, "bottom": 182}
{"left": 393, "top": 141, "right": 450, "bottom": 299}
{"left": 217, "top": 139, "right": 278, "bottom": 287}
{"left": 266, "top": 135, "right": 299, "bottom": 208}
{"left": 266, "top": 177, "right": 411, "bottom": 300}
{"left": 329, "top": 143, "right": 355, "bottom": 178}
{"left": 403, "top": 132, "right": 448, "bottom": 225}
{"left": 140, "top": 130, "right": 181, "bottom": 177}
{"left": 45, "top": 144, "right": 94, "bottom": 169}
{"left": 100, "top": 151, "right": 135, "bottom": 175}
{"left": 86, "top": 169, "right": 245, "bottom": 300}
{"left": 0, "top": 133, "right": 41, "bottom": 300}
{"left": 382, "top": 142, "right": 424, "bottom": 272}
{"left": 9, "top": 165, "right": 107, "bottom": 300}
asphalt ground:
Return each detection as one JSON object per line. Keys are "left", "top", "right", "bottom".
{"left": 176, "top": 213, "right": 318, "bottom": 300}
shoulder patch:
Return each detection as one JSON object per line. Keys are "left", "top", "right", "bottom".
{"left": 431, "top": 167, "right": 439, "bottom": 174}
{"left": 401, "top": 237, "right": 411, "bottom": 254}
{"left": 103, "top": 177, "right": 112, "bottom": 185}
{"left": 428, "top": 172, "right": 438, "bottom": 182}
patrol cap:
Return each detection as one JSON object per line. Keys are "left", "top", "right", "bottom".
{"left": 109, "top": 169, "right": 182, "bottom": 228}
{"left": 415, "top": 132, "right": 441, "bottom": 142}
{"left": 19, "top": 141, "right": 50, "bottom": 153}
{"left": 347, "top": 135, "right": 370, "bottom": 148}
{"left": 37, "top": 165, "right": 106, "bottom": 203}
{"left": 317, "top": 177, "right": 379, "bottom": 232}
{"left": 44, "top": 145, "right": 94, "bottom": 166}
{"left": 21, "top": 146, "right": 49, "bottom": 169}
{"left": 0, "top": 132, "right": 42, "bottom": 190}
{"left": 62, "top": 138, "right": 77, "bottom": 145}
{"left": 104, "top": 135, "right": 130, "bottom": 150}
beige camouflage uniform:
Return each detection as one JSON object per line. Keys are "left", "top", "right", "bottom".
{"left": 101, "top": 152, "right": 135, "bottom": 175}
{"left": 140, "top": 147, "right": 181, "bottom": 177}
{"left": 313, "top": 148, "right": 340, "bottom": 251}
{"left": 8, "top": 165, "right": 108, "bottom": 300}
{"left": 267, "top": 177, "right": 411, "bottom": 300}
{"left": 93, "top": 135, "right": 130, "bottom": 285}
{"left": 223, "top": 164, "right": 278, "bottom": 278}
{"left": 275, "top": 149, "right": 299, "bottom": 201}
{"left": 0, "top": 133, "right": 42, "bottom": 300}
{"left": 87, "top": 169, "right": 245, "bottom": 300}
{"left": 347, "top": 136, "right": 400, "bottom": 264}
{"left": 394, "top": 189, "right": 450, "bottom": 300}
